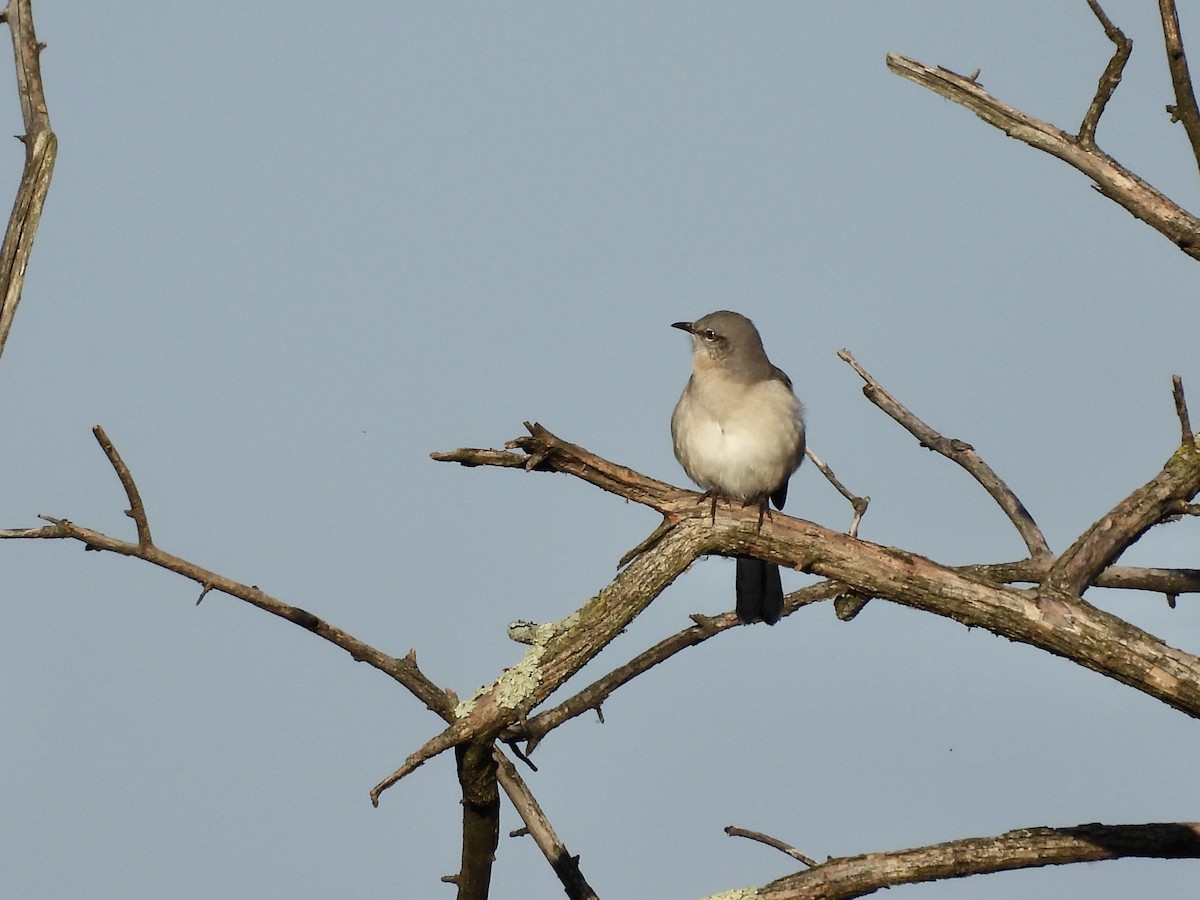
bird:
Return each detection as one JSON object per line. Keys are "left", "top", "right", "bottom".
{"left": 670, "top": 310, "right": 805, "bottom": 625}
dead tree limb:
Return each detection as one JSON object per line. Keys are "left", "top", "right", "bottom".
{"left": 1158, "top": 0, "right": 1200, "bottom": 172}
{"left": 1080, "top": 0, "right": 1132, "bottom": 144}
{"left": 10, "top": 343, "right": 1200, "bottom": 812}
{"left": 0, "top": 425, "right": 603, "bottom": 900}
{"left": 725, "top": 825, "right": 818, "bottom": 867}
{"left": 431, "top": 403, "right": 1200, "bottom": 727}
{"left": 0, "top": 428, "right": 457, "bottom": 718}
{"left": 508, "top": 580, "right": 845, "bottom": 753}
{"left": 496, "top": 752, "right": 598, "bottom": 900}
{"left": 838, "top": 349, "right": 1050, "bottom": 561}
{"left": 757, "top": 822, "right": 1200, "bottom": 900}
{"left": 452, "top": 741, "right": 499, "bottom": 900}
{"left": 0, "top": 0, "right": 56, "bottom": 363}
{"left": 886, "top": 1, "right": 1200, "bottom": 260}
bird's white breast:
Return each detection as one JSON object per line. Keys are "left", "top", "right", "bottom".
{"left": 671, "top": 371, "right": 804, "bottom": 502}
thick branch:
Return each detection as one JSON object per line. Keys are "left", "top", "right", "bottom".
{"left": 454, "top": 741, "right": 499, "bottom": 900}
{"left": 886, "top": 53, "right": 1200, "bottom": 259}
{"left": 759, "top": 822, "right": 1200, "bottom": 900}
{"left": 371, "top": 519, "right": 709, "bottom": 802}
{"left": 437, "top": 424, "right": 1200, "bottom": 720}
{"left": 0, "top": 0, "right": 57, "bottom": 363}
{"left": 748, "top": 511, "right": 1200, "bottom": 718}
{"left": 511, "top": 558, "right": 1200, "bottom": 751}
{"left": 1043, "top": 440, "right": 1200, "bottom": 598}
{"left": 509, "top": 580, "right": 845, "bottom": 752}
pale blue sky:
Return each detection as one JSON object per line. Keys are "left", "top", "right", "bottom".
{"left": 3, "top": 3, "right": 1199, "bottom": 898}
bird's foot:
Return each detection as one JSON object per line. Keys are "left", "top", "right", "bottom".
{"left": 742, "top": 496, "right": 772, "bottom": 531}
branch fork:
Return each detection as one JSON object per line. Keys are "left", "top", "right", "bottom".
{"left": 886, "top": 1, "right": 1200, "bottom": 258}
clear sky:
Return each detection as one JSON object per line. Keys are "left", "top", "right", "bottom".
{"left": 3, "top": 3, "right": 1199, "bottom": 898}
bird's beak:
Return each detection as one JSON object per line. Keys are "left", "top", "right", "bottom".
{"left": 671, "top": 321, "right": 694, "bottom": 334}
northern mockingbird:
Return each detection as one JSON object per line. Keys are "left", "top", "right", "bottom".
{"left": 670, "top": 310, "right": 805, "bottom": 625}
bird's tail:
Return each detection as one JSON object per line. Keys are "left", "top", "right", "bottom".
{"left": 735, "top": 557, "right": 783, "bottom": 625}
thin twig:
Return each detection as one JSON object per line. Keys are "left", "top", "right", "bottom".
{"left": 435, "top": 421, "right": 683, "bottom": 512}
{"left": 725, "top": 825, "right": 817, "bottom": 866}
{"left": 92, "top": 426, "right": 153, "bottom": 548}
{"left": 1080, "top": 0, "right": 1132, "bottom": 145}
{"left": 1174, "top": 374, "right": 1195, "bottom": 450}
{"left": 838, "top": 349, "right": 1051, "bottom": 560}
{"left": 0, "top": 512, "right": 458, "bottom": 723}
{"left": 371, "top": 721, "right": 474, "bottom": 805}
{"left": 805, "top": 445, "right": 869, "bottom": 537}
{"left": 1159, "top": 0, "right": 1200, "bottom": 175}
{"left": 0, "top": 0, "right": 56, "bottom": 364}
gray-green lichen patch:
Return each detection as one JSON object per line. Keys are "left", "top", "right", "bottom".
{"left": 460, "top": 612, "right": 584, "bottom": 716}
{"left": 454, "top": 684, "right": 489, "bottom": 719}
{"left": 495, "top": 645, "right": 546, "bottom": 709}
{"left": 507, "top": 619, "right": 559, "bottom": 646}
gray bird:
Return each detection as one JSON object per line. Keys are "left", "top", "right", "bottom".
{"left": 670, "top": 310, "right": 805, "bottom": 625}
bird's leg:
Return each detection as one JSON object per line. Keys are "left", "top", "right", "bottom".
{"left": 700, "top": 490, "right": 719, "bottom": 524}
{"left": 742, "top": 495, "right": 771, "bottom": 531}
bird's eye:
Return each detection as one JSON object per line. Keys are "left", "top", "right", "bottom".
{"left": 702, "top": 329, "right": 718, "bottom": 341}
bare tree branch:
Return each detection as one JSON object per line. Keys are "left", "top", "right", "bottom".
{"left": 454, "top": 741, "right": 499, "bottom": 900}
{"left": 435, "top": 421, "right": 680, "bottom": 509}
{"left": 1043, "top": 426, "right": 1200, "bottom": 599}
{"left": 885, "top": 53, "right": 1200, "bottom": 260}
{"left": 758, "top": 822, "right": 1200, "bottom": 900}
{"left": 496, "top": 752, "right": 599, "bottom": 900}
{"left": 370, "top": 518, "right": 711, "bottom": 802}
{"left": 0, "top": 511, "right": 456, "bottom": 720}
{"left": 13, "top": 361, "right": 1200, "bottom": 823}
{"left": 1158, "top": 0, "right": 1200, "bottom": 173}
{"left": 1080, "top": 0, "right": 1132, "bottom": 144}
{"left": 805, "top": 446, "right": 869, "bottom": 538}
{"left": 1175, "top": 374, "right": 1195, "bottom": 451}
{"left": 507, "top": 557, "right": 1200, "bottom": 755}
{"left": 435, "top": 421, "right": 1200, "bottom": 720}
{"left": 0, "top": 0, "right": 56, "bottom": 364}
{"left": 963, "top": 559, "right": 1200, "bottom": 596}
{"left": 725, "top": 826, "right": 817, "bottom": 867}
{"left": 838, "top": 349, "right": 1051, "bottom": 560}
{"left": 508, "top": 581, "right": 845, "bottom": 753}
{"left": 91, "top": 425, "right": 153, "bottom": 548}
